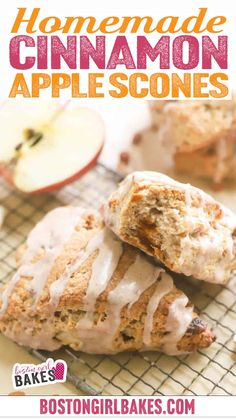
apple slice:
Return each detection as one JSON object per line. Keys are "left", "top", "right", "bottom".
{"left": 0, "top": 206, "right": 5, "bottom": 229}
{"left": 0, "top": 102, "right": 104, "bottom": 193}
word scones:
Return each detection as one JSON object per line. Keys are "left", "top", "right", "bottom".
{"left": 7, "top": 6, "right": 230, "bottom": 99}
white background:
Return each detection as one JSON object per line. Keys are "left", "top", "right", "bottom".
{"left": 0, "top": 395, "right": 236, "bottom": 418}
{"left": 0, "top": 0, "right": 236, "bottom": 410}
{"left": 0, "top": 0, "right": 234, "bottom": 169}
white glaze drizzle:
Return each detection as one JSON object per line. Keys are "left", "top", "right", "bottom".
{"left": 77, "top": 255, "right": 162, "bottom": 354}
{"left": 162, "top": 294, "right": 193, "bottom": 356}
{"left": 106, "top": 170, "right": 236, "bottom": 223}
{"left": 127, "top": 171, "right": 215, "bottom": 204}
{"left": 104, "top": 171, "right": 236, "bottom": 283}
{"left": 84, "top": 229, "right": 123, "bottom": 312}
{"left": 184, "top": 188, "right": 195, "bottom": 230}
{"left": 214, "top": 138, "right": 227, "bottom": 184}
{"left": 0, "top": 207, "right": 86, "bottom": 316}
{"left": 1, "top": 200, "right": 195, "bottom": 354}
{"left": 104, "top": 171, "right": 202, "bottom": 233}
{"left": 132, "top": 171, "right": 236, "bottom": 232}
{"left": 143, "top": 272, "right": 173, "bottom": 346}
{"left": 49, "top": 228, "right": 123, "bottom": 310}
{"left": 180, "top": 186, "right": 235, "bottom": 282}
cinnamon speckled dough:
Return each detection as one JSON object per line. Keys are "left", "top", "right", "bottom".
{"left": 103, "top": 172, "right": 236, "bottom": 284}
{"left": 174, "top": 120, "right": 236, "bottom": 184}
{"left": 121, "top": 99, "right": 236, "bottom": 185}
{"left": 0, "top": 207, "right": 214, "bottom": 355}
{"left": 160, "top": 99, "right": 236, "bottom": 154}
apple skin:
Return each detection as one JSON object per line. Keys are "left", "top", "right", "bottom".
{"left": 0, "top": 164, "right": 13, "bottom": 186}
{"left": 0, "top": 142, "right": 104, "bottom": 194}
{"left": 0, "top": 103, "right": 105, "bottom": 194}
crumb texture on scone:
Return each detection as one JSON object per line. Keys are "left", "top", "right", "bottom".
{"left": 160, "top": 100, "right": 235, "bottom": 154}
{"left": 174, "top": 121, "right": 236, "bottom": 184}
{"left": 152, "top": 99, "right": 236, "bottom": 184}
{"left": 0, "top": 206, "right": 214, "bottom": 355}
{"left": 118, "top": 99, "right": 236, "bottom": 184}
{"left": 103, "top": 172, "right": 236, "bottom": 284}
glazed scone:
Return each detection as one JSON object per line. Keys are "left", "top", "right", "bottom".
{"left": 103, "top": 172, "right": 236, "bottom": 284}
{"left": 161, "top": 100, "right": 235, "bottom": 154}
{"left": 0, "top": 206, "right": 214, "bottom": 355}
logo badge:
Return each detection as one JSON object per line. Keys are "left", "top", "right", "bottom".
{"left": 12, "top": 358, "right": 67, "bottom": 389}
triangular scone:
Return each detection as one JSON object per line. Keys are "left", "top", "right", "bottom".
{"left": 103, "top": 172, "right": 236, "bottom": 284}
{"left": 0, "top": 207, "right": 214, "bottom": 355}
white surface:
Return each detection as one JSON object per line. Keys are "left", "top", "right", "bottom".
{"left": 0, "top": 335, "right": 78, "bottom": 395}
{"left": 1, "top": 394, "right": 236, "bottom": 417}
{"left": 98, "top": 101, "right": 151, "bottom": 169}
{"left": 1, "top": 0, "right": 233, "bottom": 100}
{"left": 69, "top": 100, "right": 151, "bottom": 170}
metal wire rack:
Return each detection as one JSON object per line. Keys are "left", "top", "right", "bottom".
{"left": 0, "top": 163, "right": 236, "bottom": 396}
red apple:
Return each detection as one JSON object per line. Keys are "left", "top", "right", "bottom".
{"left": 0, "top": 205, "right": 5, "bottom": 228}
{"left": 0, "top": 102, "right": 104, "bottom": 193}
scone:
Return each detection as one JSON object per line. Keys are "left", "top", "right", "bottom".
{"left": 0, "top": 206, "right": 214, "bottom": 355}
{"left": 119, "top": 99, "right": 236, "bottom": 185}
{"left": 160, "top": 100, "right": 235, "bottom": 154}
{"left": 103, "top": 171, "right": 236, "bottom": 283}
{"left": 157, "top": 99, "right": 236, "bottom": 184}
{"left": 174, "top": 121, "right": 236, "bottom": 184}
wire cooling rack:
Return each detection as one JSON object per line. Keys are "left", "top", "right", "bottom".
{"left": 1, "top": 162, "right": 236, "bottom": 396}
